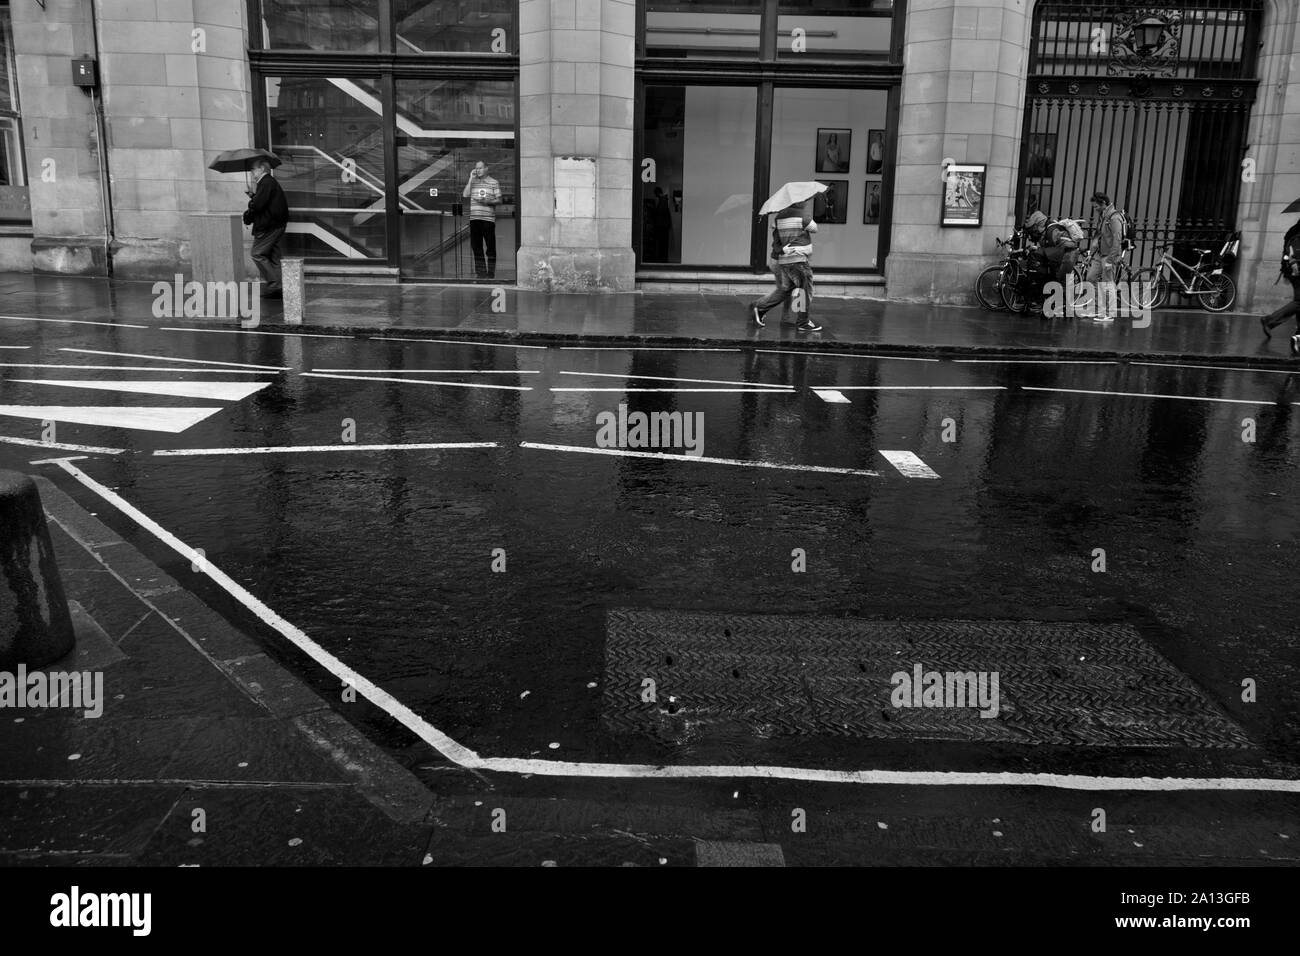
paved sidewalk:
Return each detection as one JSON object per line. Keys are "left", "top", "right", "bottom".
{"left": 1, "top": 272, "right": 1296, "bottom": 365}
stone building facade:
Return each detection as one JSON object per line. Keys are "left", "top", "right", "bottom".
{"left": 0, "top": 0, "right": 1296, "bottom": 312}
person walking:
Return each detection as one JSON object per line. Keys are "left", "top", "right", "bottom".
{"left": 1086, "top": 190, "right": 1125, "bottom": 320}
{"left": 749, "top": 202, "right": 820, "bottom": 332}
{"left": 243, "top": 158, "right": 289, "bottom": 298}
{"left": 1261, "top": 215, "right": 1300, "bottom": 355}
{"left": 462, "top": 160, "right": 502, "bottom": 279}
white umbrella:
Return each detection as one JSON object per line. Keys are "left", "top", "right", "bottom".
{"left": 758, "top": 181, "right": 828, "bottom": 216}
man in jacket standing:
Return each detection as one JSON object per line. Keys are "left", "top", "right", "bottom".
{"left": 243, "top": 158, "right": 289, "bottom": 298}
{"left": 462, "top": 160, "right": 502, "bottom": 279}
{"left": 1086, "top": 190, "right": 1125, "bottom": 320}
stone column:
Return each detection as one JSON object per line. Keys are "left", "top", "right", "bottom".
{"left": 887, "top": 0, "right": 1032, "bottom": 302}
{"left": 1237, "top": 0, "right": 1300, "bottom": 313}
{"left": 516, "top": 0, "right": 636, "bottom": 292}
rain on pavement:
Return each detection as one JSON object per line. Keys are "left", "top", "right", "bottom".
{"left": 2, "top": 315, "right": 1297, "bottom": 794}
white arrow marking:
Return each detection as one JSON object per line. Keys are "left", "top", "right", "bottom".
{"left": 0, "top": 406, "right": 222, "bottom": 433}
{"left": 13, "top": 380, "right": 272, "bottom": 401}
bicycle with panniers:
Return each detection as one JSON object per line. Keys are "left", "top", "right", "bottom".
{"left": 1130, "top": 239, "right": 1237, "bottom": 312}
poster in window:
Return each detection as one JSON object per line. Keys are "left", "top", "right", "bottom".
{"left": 815, "top": 128, "right": 851, "bottom": 174}
{"left": 941, "top": 164, "right": 985, "bottom": 228}
{"left": 814, "top": 180, "right": 847, "bottom": 224}
{"left": 1025, "top": 132, "right": 1056, "bottom": 180}
{"left": 865, "top": 129, "right": 885, "bottom": 174}
{"left": 863, "top": 180, "right": 882, "bottom": 225}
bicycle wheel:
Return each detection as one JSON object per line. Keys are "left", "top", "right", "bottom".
{"left": 1000, "top": 261, "right": 1028, "bottom": 312}
{"left": 1197, "top": 273, "right": 1237, "bottom": 313}
{"left": 1130, "top": 268, "right": 1164, "bottom": 311}
{"left": 975, "top": 264, "right": 1007, "bottom": 311}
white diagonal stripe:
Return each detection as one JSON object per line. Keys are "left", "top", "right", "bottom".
{"left": 521, "top": 441, "right": 881, "bottom": 476}
{"left": 813, "top": 389, "right": 852, "bottom": 403}
{"left": 61, "top": 348, "right": 288, "bottom": 371}
{"left": 0, "top": 405, "right": 222, "bottom": 433}
{"left": 879, "top": 450, "right": 940, "bottom": 479}
{"left": 302, "top": 372, "right": 531, "bottom": 391}
{"left": 13, "top": 380, "right": 272, "bottom": 401}
{"left": 559, "top": 370, "right": 792, "bottom": 389}
{"left": 153, "top": 442, "right": 498, "bottom": 457}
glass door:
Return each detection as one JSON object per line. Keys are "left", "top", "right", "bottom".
{"left": 395, "top": 78, "right": 517, "bottom": 281}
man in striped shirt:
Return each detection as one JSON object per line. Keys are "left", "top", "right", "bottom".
{"left": 749, "top": 202, "right": 820, "bottom": 332}
{"left": 462, "top": 161, "right": 502, "bottom": 279}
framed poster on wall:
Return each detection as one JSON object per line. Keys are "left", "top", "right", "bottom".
{"left": 814, "top": 180, "right": 848, "bottom": 224}
{"left": 866, "top": 129, "right": 885, "bottom": 174}
{"left": 815, "top": 128, "right": 851, "bottom": 174}
{"left": 863, "top": 180, "right": 882, "bottom": 224}
{"left": 941, "top": 164, "right": 985, "bottom": 227}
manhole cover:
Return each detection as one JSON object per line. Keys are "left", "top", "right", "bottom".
{"left": 602, "top": 610, "right": 1249, "bottom": 748}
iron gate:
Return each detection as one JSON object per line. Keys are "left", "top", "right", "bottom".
{"left": 1016, "top": 1, "right": 1263, "bottom": 274}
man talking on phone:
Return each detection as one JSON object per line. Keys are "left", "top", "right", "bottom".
{"left": 462, "top": 160, "right": 502, "bottom": 280}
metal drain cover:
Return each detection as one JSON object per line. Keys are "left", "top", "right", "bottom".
{"left": 601, "top": 610, "right": 1250, "bottom": 748}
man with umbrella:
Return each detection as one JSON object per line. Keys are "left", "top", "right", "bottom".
{"left": 243, "top": 157, "right": 290, "bottom": 298}
{"left": 749, "top": 181, "right": 825, "bottom": 333}
{"left": 1262, "top": 199, "right": 1300, "bottom": 355}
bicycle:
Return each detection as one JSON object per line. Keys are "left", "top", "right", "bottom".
{"left": 974, "top": 230, "right": 1030, "bottom": 311}
{"left": 1130, "top": 244, "right": 1236, "bottom": 312}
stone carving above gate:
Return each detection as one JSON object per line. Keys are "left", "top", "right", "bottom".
{"left": 1107, "top": 8, "right": 1183, "bottom": 77}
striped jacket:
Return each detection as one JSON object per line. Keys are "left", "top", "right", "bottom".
{"left": 772, "top": 213, "right": 813, "bottom": 265}
{"left": 464, "top": 175, "right": 501, "bottom": 222}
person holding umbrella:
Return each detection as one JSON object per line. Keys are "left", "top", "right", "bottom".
{"left": 1262, "top": 202, "right": 1300, "bottom": 355}
{"left": 243, "top": 158, "right": 289, "bottom": 298}
{"left": 749, "top": 181, "right": 826, "bottom": 333}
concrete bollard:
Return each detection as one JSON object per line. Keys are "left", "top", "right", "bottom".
{"left": 0, "top": 471, "right": 75, "bottom": 669}
{"left": 282, "top": 257, "right": 304, "bottom": 325}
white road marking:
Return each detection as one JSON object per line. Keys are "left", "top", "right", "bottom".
{"left": 303, "top": 371, "right": 531, "bottom": 391}
{"left": 13, "top": 380, "right": 272, "bottom": 401}
{"left": 0, "top": 363, "right": 274, "bottom": 374}
{"left": 756, "top": 349, "right": 940, "bottom": 362}
{"left": 1023, "top": 386, "right": 1274, "bottom": 407}
{"left": 0, "top": 314, "right": 148, "bottom": 329}
{"left": 813, "top": 389, "right": 852, "bottom": 403}
{"left": 161, "top": 327, "right": 354, "bottom": 339}
{"left": 61, "top": 348, "right": 288, "bottom": 371}
{"left": 46, "top": 457, "right": 1300, "bottom": 792}
{"left": 521, "top": 441, "right": 881, "bottom": 476}
{"left": 0, "top": 346, "right": 29, "bottom": 350}
{"left": 559, "top": 370, "right": 792, "bottom": 389}
{"left": 549, "top": 387, "right": 794, "bottom": 393}
{"left": 1133, "top": 361, "right": 1299, "bottom": 376}
{"left": 45, "top": 458, "right": 481, "bottom": 767}
{"left": 0, "top": 436, "right": 124, "bottom": 454}
{"left": 879, "top": 450, "right": 941, "bottom": 479}
{"left": 818, "top": 385, "right": 1008, "bottom": 391}
{"left": 368, "top": 336, "right": 546, "bottom": 349}
{"left": 153, "top": 442, "right": 498, "bottom": 457}
{"left": 0, "top": 405, "right": 222, "bottom": 433}
{"left": 951, "top": 359, "right": 1118, "bottom": 365}
{"left": 310, "top": 368, "right": 539, "bottom": 375}
{"left": 559, "top": 346, "right": 741, "bottom": 352}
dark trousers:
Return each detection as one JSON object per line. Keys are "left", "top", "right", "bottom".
{"left": 1264, "top": 276, "right": 1300, "bottom": 333}
{"left": 251, "top": 227, "right": 285, "bottom": 289}
{"left": 753, "top": 262, "right": 814, "bottom": 323}
{"left": 469, "top": 218, "right": 497, "bottom": 279}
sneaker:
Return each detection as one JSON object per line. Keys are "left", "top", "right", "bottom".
{"left": 796, "top": 319, "right": 822, "bottom": 333}
{"left": 750, "top": 305, "right": 765, "bottom": 328}
{"left": 1261, "top": 316, "right": 1272, "bottom": 339}
{"left": 1291, "top": 334, "right": 1300, "bottom": 357}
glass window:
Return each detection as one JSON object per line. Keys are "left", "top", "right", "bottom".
{"left": 769, "top": 87, "right": 888, "bottom": 269}
{"left": 265, "top": 75, "right": 388, "bottom": 260}
{"left": 0, "top": 4, "right": 28, "bottom": 224}
{"left": 642, "top": 85, "right": 756, "bottom": 266}
{"left": 392, "top": 0, "right": 515, "bottom": 54}
{"left": 646, "top": 1, "right": 763, "bottom": 56}
{"left": 395, "top": 79, "right": 517, "bottom": 280}
{"left": 777, "top": 0, "right": 893, "bottom": 59}
{"left": 261, "top": 1, "right": 380, "bottom": 52}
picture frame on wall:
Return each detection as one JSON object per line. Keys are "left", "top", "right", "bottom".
{"left": 866, "top": 129, "right": 885, "bottom": 174}
{"left": 941, "top": 163, "right": 986, "bottom": 228}
{"left": 815, "top": 128, "right": 851, "bottom": 174}
{"left": 863, "top": 180, "right": 882, "bottom": 225}
{"left": 1026, "top": 132, "right": 1056, "bottom": 180}
{"left": 814, "top": 180, "right": 848, "bottom": 224}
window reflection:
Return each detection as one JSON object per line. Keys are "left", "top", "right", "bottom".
{"left": 261, "top": 0, "right": 380, "bottom": 52}
{"left": 393, "top": 0, "right": 515, "bottom": 54}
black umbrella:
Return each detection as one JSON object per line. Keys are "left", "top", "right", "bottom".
{"left": 208, "top": 148, "right": 281, "bottom": 173}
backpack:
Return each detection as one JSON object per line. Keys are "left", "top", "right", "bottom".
{"left": 1049, "top": 219, "right": 1084, "bottom": 247}
{"left": 1111, "top": 209, "right": 1136, "bottom": 249}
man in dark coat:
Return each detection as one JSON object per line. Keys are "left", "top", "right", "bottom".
{"left": 1262, "top": 217, "right": 1300, "bottom": 355}
{"left": 243, "top": 158, "right": 289, "bottom": 298}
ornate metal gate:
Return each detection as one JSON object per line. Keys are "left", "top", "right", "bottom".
{"left": 1016, "top": 1, "right": 1263, "bottom": 272}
